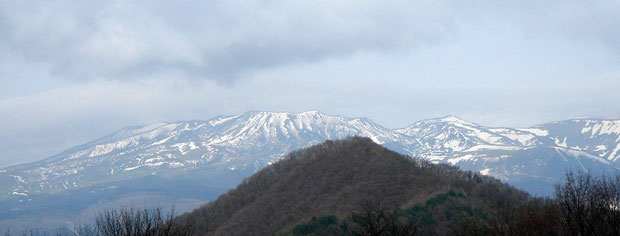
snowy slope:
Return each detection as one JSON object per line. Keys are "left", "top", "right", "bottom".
{"left": 393, "top": 116, "right": 619, "bottom": 194}
{"left": 395, "top": 115, "right": 527, "bottom": 154}
{"left": 534, "top": 119, "right": 620, "bottom": 163}
{"left": 0, "top": 111, "right": 415, "bottom": 200}
{"left": 2, "top": 113, "right": 620, "bottom": 200}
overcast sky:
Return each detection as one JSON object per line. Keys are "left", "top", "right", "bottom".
{"left": 1, "top": 0, "right": 619, "bottom": 167}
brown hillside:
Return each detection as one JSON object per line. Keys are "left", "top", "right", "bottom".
{"left": 178, "top": 137, "right": 529, "bottom": 235}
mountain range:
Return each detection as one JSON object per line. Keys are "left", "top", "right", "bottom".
{"left": 1, "top": 111, "right": 619, "bottom": 230}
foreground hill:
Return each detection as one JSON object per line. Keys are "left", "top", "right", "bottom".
{"left": 179, "top": 137, "right": 530, "bottom": 235}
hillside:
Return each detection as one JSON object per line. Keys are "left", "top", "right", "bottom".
{"left": 178, "top": 137, "right": 530, "bottom": 235}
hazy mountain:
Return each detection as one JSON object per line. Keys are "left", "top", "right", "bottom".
{"left": 0, "top": 111, "right": 413, "bottom": 200}
{"left": 394, "top": 116, "right": 619, "bottom": 194}
{"left": 0, "top": 111, "right": 618, "bottom": 231}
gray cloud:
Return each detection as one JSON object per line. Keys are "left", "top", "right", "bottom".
{"left": 3, "top": 0, "right": 619, "bottom": 84}
{"left": 0, "top": 0, "right": 460, "bottom": 83}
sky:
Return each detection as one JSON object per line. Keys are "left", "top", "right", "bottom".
{"left": 1, "top": 0, "right": 620, "bottom": 168}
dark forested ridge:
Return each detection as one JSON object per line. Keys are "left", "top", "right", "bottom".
{"left": 177, "top": 137, "right": 532, "bottom": 235}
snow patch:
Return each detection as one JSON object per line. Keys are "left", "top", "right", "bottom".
{"left": 439, "top": 115, "right": 475, "bottom": 125}
{"left": 552, "top": 147, "right": 611, "bottom": 165}
{"left": 496, "top": 132, "right": 537, "bottom": 146}
{"left": 447, "top": 155, "right": 476, "bottom": 164}
{"left": 171, "top": 142, "right": 200, "bottom": 154}
{"left": 168, "top": 162, "right": 185, "bottom": 168}
{"left": 464, "top": 145, "right": 523, "bottom": 152}
{"left": 594, "top": 145, "right": 607, "bottom": 152}
{"left": 152, "top": 136, "right": 174, "bottom": 145}
{"left": 479, "top": 168, "right": 492, "bottom": 175}
{"left": 518, "top": 128, "right": 549, "bottom": 136}
{"left": 11, "top": 175, "right": 25, "bottom": 183}
{"left": 89, "top": 140, "right": 135, "bottom": 157}
{"left": 124, "top": 161, "right": 185, "bottom": 171}
{"left": 443, "top": 139, "right": 465, "bottom": 151}
{"left": 554, "top": 137, "right": 568, "bottom": 148}
{"left": 607, "top": 144, "right": 620, "bottom": 162}
{"left": 124, "top": 166, "right": 140, "bottom": 171}
{"left": 12, "top": 192, "right": 27, "bottom": 196}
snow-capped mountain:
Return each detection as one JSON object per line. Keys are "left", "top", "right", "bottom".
{"left": 0, "top": 111, "right": 414, "bottom": 200}
{"left": 395, "top": 115, "right": 528, "bottom": 154}
{"left": 1, "top": 111, "right": 619, "bottom": 231}
{"left": 394, "top": 116, "right": 618, "bottom": 194}
{"left": 534, "top": 119, "right": 620, "bottom": 163}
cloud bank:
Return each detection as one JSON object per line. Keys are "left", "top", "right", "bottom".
{"left": 1, "top": 0, "right": 460, "bottom": 83}
{"left": 4, "top": 0, "right": 617, "bottom": 84}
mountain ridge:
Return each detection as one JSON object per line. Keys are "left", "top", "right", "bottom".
{"left": 2, "top": 111, "right": 620, "bottom": 198}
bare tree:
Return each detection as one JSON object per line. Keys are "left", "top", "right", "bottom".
{"left": 349, "top": 201, "right": 417, "bottom": 236}
{"left": 74, "top": 207, "right": 191, "bottom": 236}
{"left": 555, "top": 171, "right": 620, "bottom": 236}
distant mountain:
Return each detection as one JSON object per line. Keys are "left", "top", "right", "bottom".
{"left": 178, "top": 137, "right": 530, "bottom": 235}
{"left": 0, "top": 111, "right": 412, "bottom": 200}
{"left": 533, "top": 119, "right": 620, "bottom": 163}
{"left": 394, "top": 116, "right": 619, "bottom": 194}
{"left": 395, "top": 115, "right": 529, "bottom": 154}
{"left": 0, "top": 111, "right": 618, "bottom": 231}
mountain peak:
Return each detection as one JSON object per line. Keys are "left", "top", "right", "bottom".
{"left": 235, "top": 111, "right": 331, "bottom": 123}
{"left": 242, "top": 110, "right": 325, "bottom": 116}
{"left": 409, "top": 115, "right": 477, "bottom": 127}
{"left": 299, "top": 110, "right": 322, "bottom": 115}
{"left": 438, "top": 115, "right": 469, "bottom": 123}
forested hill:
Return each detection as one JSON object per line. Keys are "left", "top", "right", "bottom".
{"left": 177, "top": 137, "right": 531, "bottom": 235}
